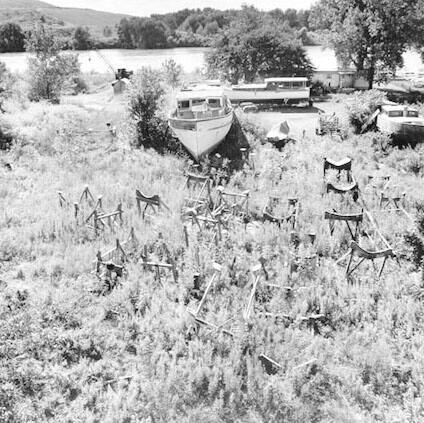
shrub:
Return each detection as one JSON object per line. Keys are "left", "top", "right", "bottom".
{"left": 0, "top": 116, "right": 14, "bottom": 149}
{"left": 127, "top": 67, "right": 175, "bottom": 153}
{"left": 404, "top": 202, "right": 424, "bottom": 269}
{"left": 345, "top": 89, "right": 387, "bottom": 133}
{"left": 0, "top": 61, "right": 15, "bottom": 112}
{"left": 405, "top": 151, "right": 424, "bottom": 175}
{"left": 162, "top": 59, "right": 182, "bottom": 88}
{"left": 26, "top": 24, "right": 80, "bottom": 103}
{"left": 310, "top": 80, "right": 331, "bottom": 96}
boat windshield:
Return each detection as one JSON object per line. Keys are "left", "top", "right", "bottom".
{"left": 207, "top": 98, "right": 222, "bottom": 108}
{"left": 178, "top": 100, "right": 190, "bottom": 109}
{"left": 388, "top": 110, "right": 403, "bottom": 117}
{"left": 408, "top": 111, "right": 419, "bottom": 117}
{"left": 175, "top": 96, "right": 227, "bottom": 119}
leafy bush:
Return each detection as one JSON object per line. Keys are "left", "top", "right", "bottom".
{"left": 0, "top": 116, "right": 14, "bottom": 149}
{"left": 127, "top": 67, "right": 176, "bottom": 153}
{"left": 0, "top": 61, "right": 15, "bottom": 112}
{"left": 345, "top": 89, "right": 387, "bottom": 133}
{"left": 26, "top": 24, "right": 81, "bottom": 103}
{"left": 310, "top": 80, "right": 331, "bottom": 96}
{"left": 161, "top": 59, "right": 182, "bottom": 88}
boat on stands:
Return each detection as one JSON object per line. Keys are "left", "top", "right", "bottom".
{"left": 376, "top": 104, "right": 424, "bottom": 143}
{"left": 225, "top": 77, "right": 312, "bottom": 106}
{"left": 168, "top": 85, "right": 234, "bottom": 160}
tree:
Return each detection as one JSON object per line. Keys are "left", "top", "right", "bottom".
{"left": 127, "top": 67, "right": 171, "bottom": 152}
{"left": 26, "top": 23, "right": 80, "bottom": 103}
{"left": 310, "top": 0, "right": 424, "bottom": 88}
{"left": 73, "top": 26, "right": 92, "bottom": 50}
{"left": 103, "top": 26, "right": 113, "bottom": 38}
{"left": 117, "top": 18, "right": 169, "bottom": 49}
{"left": 206, "top": 7, "right": 313, "bottom": 83}
{"left": 117, "top": 18, "right": 134, "bottom": 48}
{"left": 161, "top": 59, "right": 182, "bottom": 88}
{"left": 135, "top": 19, "right": 168, "bottom": 49}
{"left": 0, "top": 23, "right": 25, "bottom": 53}
{"left": 0, "top": 62, "right": 14, "bottom": 112}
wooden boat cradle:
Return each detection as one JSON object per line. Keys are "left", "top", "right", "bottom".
{"left": 323, "top": 157, "right": 352, "bottom": 182}
{"left": 187, "top": 263, "right": 236, "bottom": 337}
{"left": 324, "top": 210, "right": 363, "bottom": 240}
{"left": 135, "top": 189, "right": 170, "bottom": 219}
{"left": 183, "top": 206, "right": 223, "bottom": 245}
{"left": 346, "top": 240, "right": 395, "bottom": 278}
{"left": 93, "top": 228, "right": 138, "bottom": 278}
{"left": 262, "top": 197, "right": 299, "bottom": 229}
{"left": 215, "top": 186, "right": 250, "bottom": 220}
{"left": 185, "top": 172, "right": 212, "bottom": 210}
{"left": 86, "top": 203, "right": 123, "bottom": 234}
{"left": 326, "top": 181, "right": 359, "bottom": 202}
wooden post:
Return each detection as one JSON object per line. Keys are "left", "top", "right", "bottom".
{"left": 136, "top": 195, "right": 141, "bottom": 216}
{"left": 244, "top": 264, "right": 262, "bottom": 321}
{"left": 96, "top": 251, "right": 102, "bottom": 274}
{"left": 170, "top": 258, "right": 177, "bottom": 283}
{"left": 183, "top": 225, "right": 189, "bottom": 247}
{"left": 93, "top": 210, "right": 98, "bottom": 235}
{"left": 194, "top": 263, "right": 222, "bottom": 316}
{"left": 74, "top": 202, "right": 79, "bottom": 219}
{"left": 117, "top": 203, "right": 123, "bottom": 223}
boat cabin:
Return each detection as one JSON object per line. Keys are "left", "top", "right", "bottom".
{"left": 233, "top": 77, "right": 309, "bottom": 91}
{"left": 380, "top": 105, "right": 419, "bottom": 118}
{"left": 175, "top": 89, "right": 230, "bottom": 120}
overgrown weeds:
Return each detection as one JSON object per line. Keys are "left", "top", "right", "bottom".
{"left": 2, "top": 82, "right": 424, "bottom": 422}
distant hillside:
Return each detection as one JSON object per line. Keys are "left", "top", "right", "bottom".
{"left": 0, "top": 0, "right": 132, "bottom": 36}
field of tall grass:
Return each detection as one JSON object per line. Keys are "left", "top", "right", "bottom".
{"left": 1, "top": 87, "right": 424, "bottom": 422}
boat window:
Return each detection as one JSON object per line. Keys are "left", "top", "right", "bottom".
{"left": 388, "top": 111, "right": 403, "bottom": 117}
{"left": 192, "top": 99, "right": 206, "bottom": 107}
{"left": 292, "top": 81, "right": 304, "bottom": 88}
{"left": 207, "top": 98, "right": 221, "bottom": 108}
{"left": 278, "top": 82, "right": 292, "bottom": 89}
{"left": 178, "top": 100, "right": 190, "bottom": 109}
{"left": 408, "top": 111, "right": 419, "bottom": 117}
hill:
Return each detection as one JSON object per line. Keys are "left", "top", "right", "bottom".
{"left": 0, "top": 0, "right": 132, "bottom": 36}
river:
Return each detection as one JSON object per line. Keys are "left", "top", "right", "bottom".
{"left": 1, "top": 46, "right": 423, "bottom": 75}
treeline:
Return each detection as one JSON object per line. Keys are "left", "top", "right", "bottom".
{"left": 117, "top": 7, "right": 313, "bottom": 49}
{"left": 0, "top": 7, "right": 315, "bottom": 53}
{"left": 0, "top": 22, "right": 120, "bottom": 53}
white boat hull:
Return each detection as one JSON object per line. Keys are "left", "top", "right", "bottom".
{"left": 169, "top": 111, "right": 233, "bottom": 160}
{"left": 224, "top": 88, "right": 310, "bottom": 104}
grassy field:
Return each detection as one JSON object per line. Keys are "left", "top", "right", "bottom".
{"left": 1, "top": 83, "right": 424, "bottom": 422}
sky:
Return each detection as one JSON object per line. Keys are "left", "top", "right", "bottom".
{"left": 44, "top": 0, "right": 317, "bottom": 17}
